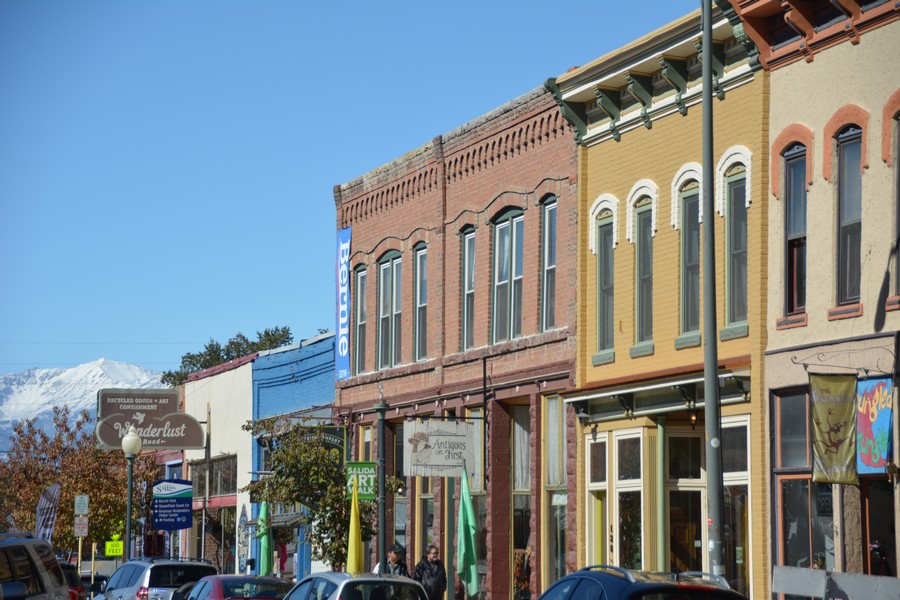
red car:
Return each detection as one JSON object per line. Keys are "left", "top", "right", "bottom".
{"left": 184, "top": 576, "right": 294, "bottom": 600}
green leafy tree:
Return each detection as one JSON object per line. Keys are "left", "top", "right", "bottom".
{"left": 0, "top": 406, "right": 157, "bottom": 554}
{"left": 161, "top": 326, "right": 293, "bottom": 387}
{"left": 241, "top": 417, "right": 393, "bottom": 570}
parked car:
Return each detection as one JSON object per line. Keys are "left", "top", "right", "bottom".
{"left": 60, "top": 563, "right": 87, "bottom": 600}
{"left": 102, "top": 558, "right": 217, "bottom": 600}
{"left": 0, "top": 531, "right": 69, "bottom": 600}
{"left": 284, "top": 572, "right": 426, "bottom": 600}
{"left": 183, "top": 575, "right": 293, "bottom": 600}
{"left": 81, "top": 573, "right": 109, "bottom": 599}
{"left": 538, "top": 565, "right": 748, "bottom": 600}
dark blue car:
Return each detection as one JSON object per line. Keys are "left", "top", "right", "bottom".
{"left": 538, "top": 566, "right": 748, "bottom": 600}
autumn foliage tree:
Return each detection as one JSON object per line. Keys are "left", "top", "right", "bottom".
{"left": 0, "top": 405, "right": 158, "bottom": 554}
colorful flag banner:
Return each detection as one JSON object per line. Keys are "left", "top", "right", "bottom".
{"left": 857, "top": 377, "right": 894, "bottom": 475}
{"left": 345, "top": 476, "right": 363, "bottom": 573}
{"left": 35, "top": 483, "right": 60, "bottom": 542}
{"left": 456, "top": 467, "right": 478, "bottom": 597}
{"left": 810, "top": 374, "right": 858, "bottom": 485}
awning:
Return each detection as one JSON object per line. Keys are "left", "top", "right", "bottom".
{"left": 247, "top": 512, "right": 303, "bottom": 529}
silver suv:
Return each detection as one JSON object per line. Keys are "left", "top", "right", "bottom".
{"left": 102, "top": 558, "right": 217, "bottom": 600}
{"left": 284, "top": 572, "right": 426, "bottom": 600}
{"left": 0, "top": 532, "right": 69, "bottom": 600}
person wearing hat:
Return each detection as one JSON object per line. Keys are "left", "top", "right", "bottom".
{"left": 373, "top": 543, "right": 409, "bottom": 577}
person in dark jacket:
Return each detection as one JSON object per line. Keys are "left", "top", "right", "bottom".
{"left": 374, "top": 543, "right": 409, "bottom": 577}
{"left": 413, "top": 544, "right": 447, "bottom": 600}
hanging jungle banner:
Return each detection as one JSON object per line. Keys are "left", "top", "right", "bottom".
{"left": 810, "top": 373, "right": 858, "bottom": 485}
{"left": 857, "top": 377, "right": 894, "bottom": 475}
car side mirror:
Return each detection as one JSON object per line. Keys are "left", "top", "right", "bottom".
{"left": 1, "top": 581, "right": 29, "bottom": 600}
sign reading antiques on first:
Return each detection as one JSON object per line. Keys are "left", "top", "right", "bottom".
{"left": 95, "top": 388, "right": 205, "bottom": 450}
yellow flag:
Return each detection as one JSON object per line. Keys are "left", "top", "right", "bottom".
{"left": 345, "top": 475, "right": 363, "bottom": 573}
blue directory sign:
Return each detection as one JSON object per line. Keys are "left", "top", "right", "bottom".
{"left": 152, "top": 479, "right": 193, "bottom": 531}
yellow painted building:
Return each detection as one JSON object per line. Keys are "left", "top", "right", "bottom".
{"left": 549, "top": 9, "right": 769, "bottom": 598}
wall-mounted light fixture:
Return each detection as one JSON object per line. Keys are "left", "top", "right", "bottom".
{"left": 690, "top": 410, "right": 698, "bottom": 430}
{"left": 575, "top": 402, "right": 590, "bottom": 425}
{"left": 613, "top": 394, "right": 634, "bottom": 418}
{"left": 729, "top": 375, "right": 751, "bottom": 400}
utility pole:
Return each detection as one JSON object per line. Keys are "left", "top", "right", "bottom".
{"left": 375, "top": 386, "right": 388, "bottom": 574}
{"left": 702, "top": 0, "right": 725, "bottom": 575}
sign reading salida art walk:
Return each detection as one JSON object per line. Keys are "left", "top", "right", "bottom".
{"left": 404, "top": 419, "right": 476, "bottom": 478}
{"left": 95, "top": 388, "right": 205, "bottom": 450}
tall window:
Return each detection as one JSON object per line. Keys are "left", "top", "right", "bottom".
{"left": 493, "top": 211, "right": 524, "bottom": 343}
{"left": 726, "top": 166, "right": 748, "bottom": 324}
{"left": 542, "top": 200, "right": 557, "bottom": 331}
{"left": 615, "top": 431, "right": 642, "bottom": 569}
{"left": 773, "top": 390, "right": 835, "bottom": 571}
{"left": 784, "top": 144, "right": 807, "bottom": 314}
{"left": 597, "top": 213, "right": 615, "bottom": 353}
{"left": 354, "top": 268, "right": 367, "bottom": 374}
{"left": 681, "top": 184, "right": 700, "bottom": 334}
{"left": 635, "top": 200, "right": 653, "bottom": 344}
{"left": 837, "top": 125, "right": 862, "bottom": 305}
{"left": 586, "top": 436, "right": 608, "bottom": 566}
{"left": 721, "top": 419, "right": 750, "bottom": 598}
{"left": 378, "top": 253, "right": 402, "bottom": 369}
{"left": 545, "top": 396, "right": 567, "bottom": 584}
{"left": 462, "top": 230, "right": 476, "bottom": 350}
{"left": 414, "top": 246, "right": 427, "bottom": 361}
{"left": 512, "top": 406, "right": 532, "bottom": 597}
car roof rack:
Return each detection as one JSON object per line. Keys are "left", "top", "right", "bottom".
{"left": 676, "top": 571, "right": 731, "bottom": 589}
{"left": 579, "top": 565, "right": 636, "bottom": 583}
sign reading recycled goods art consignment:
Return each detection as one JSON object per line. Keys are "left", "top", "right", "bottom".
{"left": 95, "top": 388, "right": 205, "bottom": 450}
{"left": 404, "top": 419, "right": 476, "bottom": 478}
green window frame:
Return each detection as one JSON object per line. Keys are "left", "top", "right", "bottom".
{"left": 633, "top": 199, "right": 653, "bottom": 354}
{"left": 596, "top": 212, "right": 615, "bottom": 362}
{"left": 680, "top": 183, "right": 701, "bottom": 340}
{"left": 722, "top": 166, "right": 749, "bottom": 340}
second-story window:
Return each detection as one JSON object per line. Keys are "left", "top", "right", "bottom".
{"left": 726, "top": 165, "right": 748, "bottom": 325}
{"left": 493, "top": 210, "right": 524, "bottom": 343}
{"left": 542, "top": 199, "right": 557, "bottom": 331}
{"left": 681, "top": 183, "right": 700, "bottom": 335}
{"left": 597, "top": 212, "right": 615, "bottom": 354}
{"left": 837, "top": 125, "right": 862, "bottom": 305}
{"left": 462, "top": 230, "right": 476, "bottom": 350}
{"left": 414, "top": 245, "right": 427, "bottom": 361}
{"left": 354, "top": 268, "right": 367, "bottom": 374}
{"left": 635, "top": 199, "right": 653, "bottom": 345}
{"left": 784, "top": 144, "right": 807, "bottom": 315}
{"left": 378, "top": 252, "right": 402, "bottom": 369}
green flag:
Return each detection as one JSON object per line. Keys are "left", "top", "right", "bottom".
{"left": 257, "top": 501, "right": 273, "bottom": 576}
{"left": 456, "top": 468, "right": 478, "bottom": 596}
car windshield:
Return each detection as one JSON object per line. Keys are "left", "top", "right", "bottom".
{"left": 343, "top": 582, "right": 426, "bottom": 600}
{"left": 222, "top": 579, "right": 293, "bottom": 598}
{"left": 149, "top": 566, "right": 217, "bottom": 587}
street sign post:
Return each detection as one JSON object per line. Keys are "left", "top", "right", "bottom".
{"left": 346, "top": 461, "right": 376, "bottom": 500}
{"left": 152, "top": 479, "right": 193, "bottom": 531}
{"left": 74, "top": 495, "right": 89, "bottom": 516}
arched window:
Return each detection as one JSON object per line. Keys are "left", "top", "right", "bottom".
{"left": 353, "top": 265, "right": 367, "bottom": 375}
{"left": 377, "top": 250, "right": 402, "bottom": 369}
{"left": 836, "top": 125, "right": 862, "bottom": 305}
{"left": 461, "top": 227, "right": 476, "bottom": 350}
{"left": 725, "top": 163, "right": 748, "bottom": 332}
{"left": 783, "top": 143, "right": 807, "bottom": 316}
{"left": 541, "top": 197, "right": 558, "bottom": 331}
{"left": 413, "top": 243, "right": 428, "bottom": 361}
{"left": 493, "top": 208, "right": 524, "bottom": 343}
{"left": 679, "top": 181, "right": 701, "bottom": 342}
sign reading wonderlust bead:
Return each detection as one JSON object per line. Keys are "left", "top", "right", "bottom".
{"left": 95, "top": 388, "right": 205, "bottom": 450}
{"left": 151, "top": 479, "right": 193, "bottom": 531}
{"left": 404, "top": 420, "right": 477, "bottom": 478}
{"left": 335, "top": 226, "right": 352, "bottom": 381}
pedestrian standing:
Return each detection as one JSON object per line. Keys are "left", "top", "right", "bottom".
{"left": 413, "top": 544, "right": 447, "bottom": 600}
{"left": 374, "top": 543, "right": 410, "bottom": 577}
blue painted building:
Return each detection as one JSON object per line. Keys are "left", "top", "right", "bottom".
{"left": 245, "top": 332, "right": 335, "bottom": 578}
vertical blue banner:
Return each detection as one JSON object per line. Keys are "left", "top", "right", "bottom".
{"left": 335, "top": 226, "right": 352, "bottom": 380}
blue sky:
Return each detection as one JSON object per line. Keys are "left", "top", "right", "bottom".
{"left": 0, "top": 1, "right": 695, "bottom": 376}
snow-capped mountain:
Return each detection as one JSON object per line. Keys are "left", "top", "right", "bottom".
{"left": 0, "top": 359, "right": 165, "bottom": 429}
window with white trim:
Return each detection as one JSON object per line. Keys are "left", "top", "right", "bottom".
{"left": 462, "top": 230, "right": 476, "bottom": 350}
{"left": 542, "top": 199, "right": 557, "bottom": 331}
{"left": 354, "top": 268, "right": 367, "bottom": 374}
{"left": 493, "top": 210, "right": 524, "bottom": 343}
{"left": 378, "top": 252, "right": 402, "bottom": 369}
{"left": 414, "top": 245, "right": 427, "bottom": 361}
{"left": 635, "top": 199, "right": 653, "bottom": 345}
{"left": 726, "top": 165, "right": 748, "bottom": 325}
{"left": 597, "top": 212, "right": 615, "bottom": 354}
{"left": 680, "top": 183, "right": 700, "bottom": 335}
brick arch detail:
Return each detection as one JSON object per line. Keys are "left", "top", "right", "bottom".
{"left": 771, "top": 123, "right": 814, "bottom": 200}
{"left": 882, "top": 88, "right": 900, "bottom": 166}
{"left": 823, "top": 104, "right": 870, "bottom": 181}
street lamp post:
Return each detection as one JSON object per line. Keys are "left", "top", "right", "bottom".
{"left": 122, "top": 425, "right": 143, "bottom": 562}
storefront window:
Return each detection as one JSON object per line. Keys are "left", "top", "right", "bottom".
{"left": 512, "top": 406, "right": 532, "bottom": 600}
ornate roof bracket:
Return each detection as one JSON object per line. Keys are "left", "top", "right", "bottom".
{"left": 595, "top": 87, "right": 622, "bottom": 142}
{"left": 713, "top": 0, "right": 761, "bottom": 70}
{"left": 658, "top": 57, "right": 689, "bottom": 116}
{"left": 694, "top": 39, "right": 726, "bottom": 100}
{"left": 545, "top": 77, "right": 588, "bottom": 144}
{"left": 625, "top": 72, "right": 654, "bottom": 129}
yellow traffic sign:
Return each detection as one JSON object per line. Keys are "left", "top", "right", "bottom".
{"left": 105, "top": 541, "right": 123, "bottom": 557}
